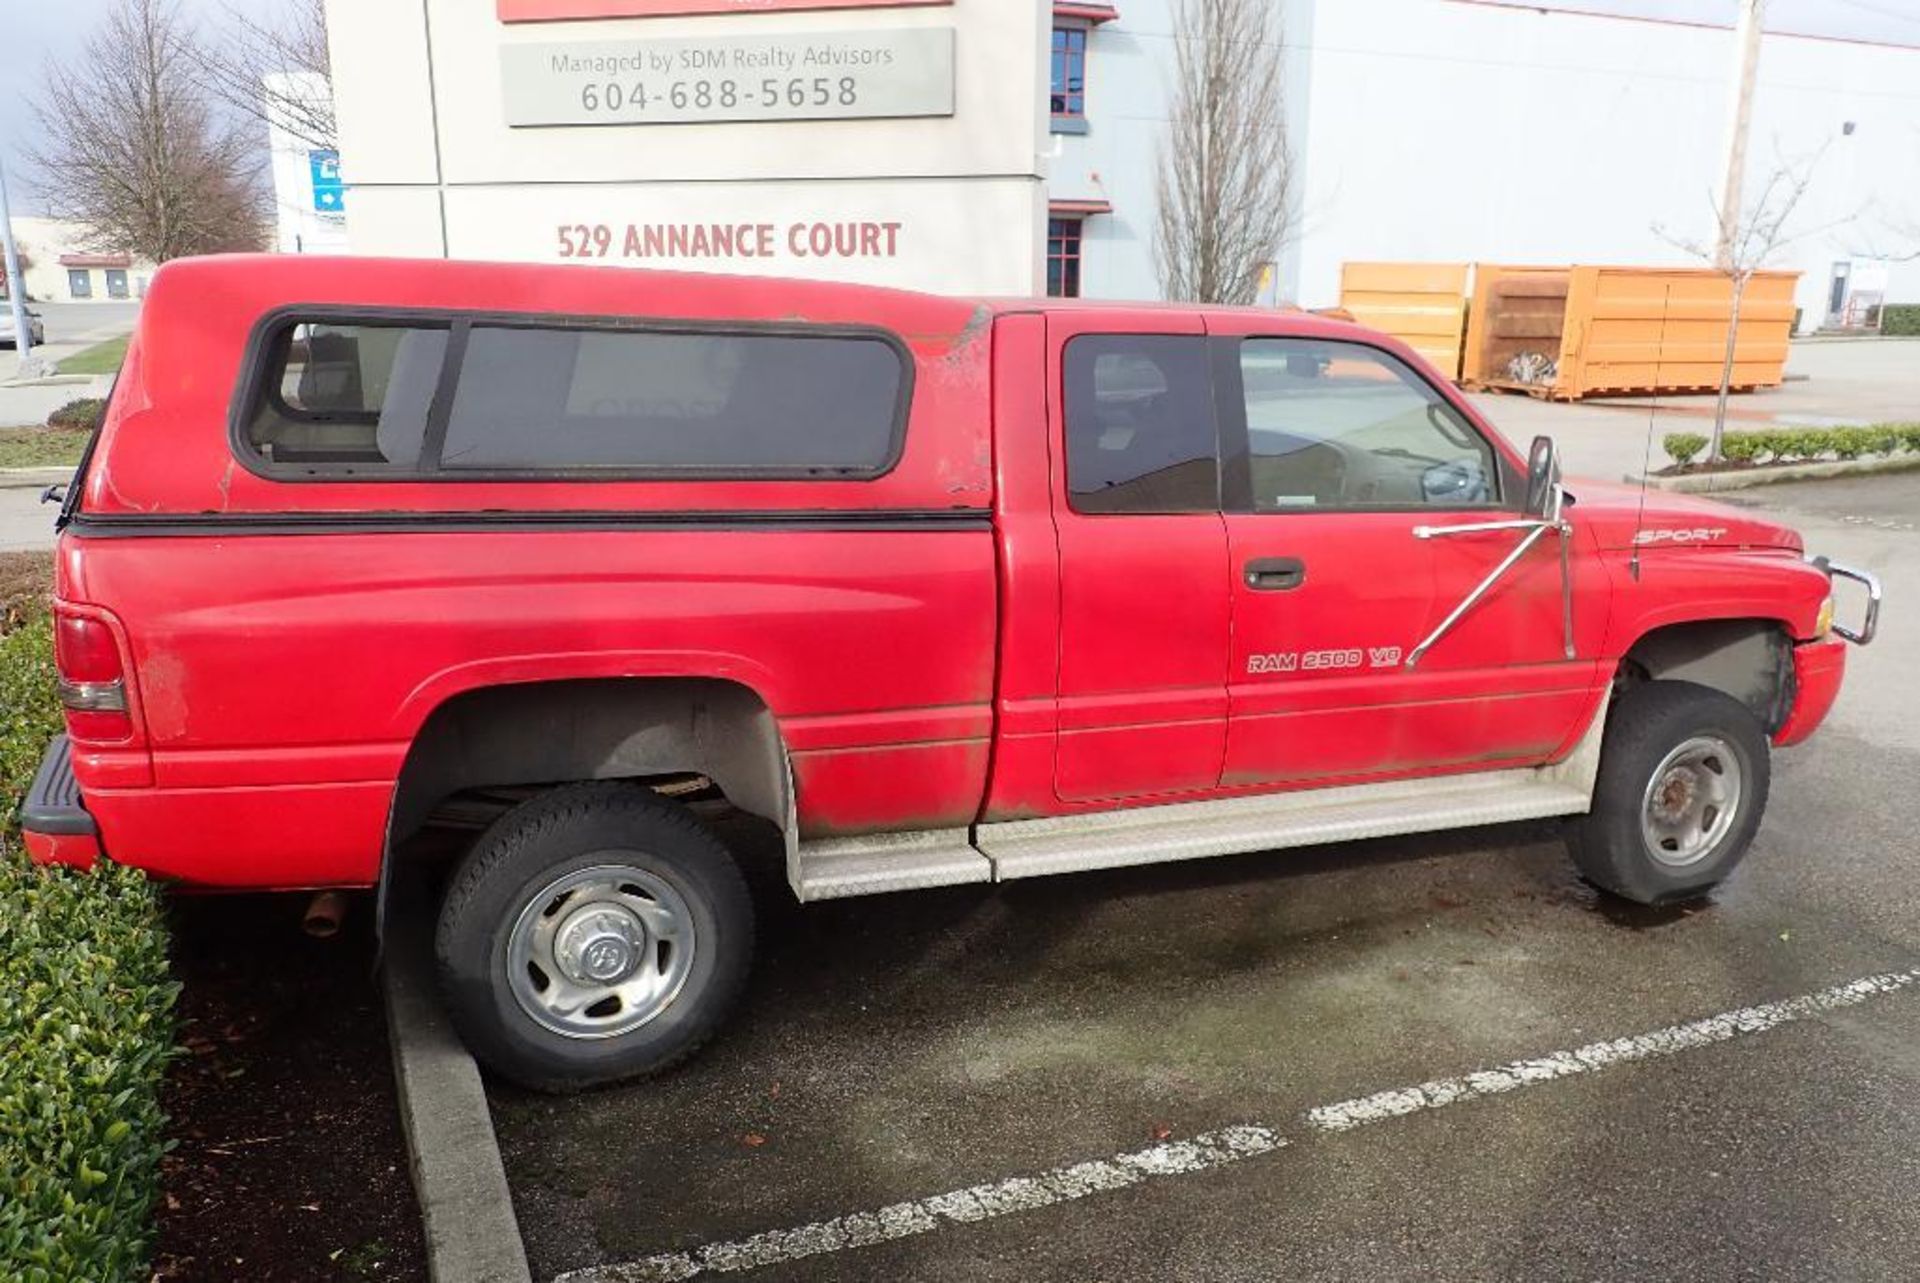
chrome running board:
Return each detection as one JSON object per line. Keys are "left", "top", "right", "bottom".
{"left": 792, "top": 827, "right": 991, "bottom": 901}
{"left": 978, "top": 769, "right": 1587, "bottom": 882}
{"left": 791, "top": 691, "right": 1609, "bottom": 900}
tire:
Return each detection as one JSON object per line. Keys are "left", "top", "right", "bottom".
{"left": 435, "top": 782, "right": 754, "bottom": 1092}
{"left": 1567, "top": 680, "right": 1770, "bottom": 905}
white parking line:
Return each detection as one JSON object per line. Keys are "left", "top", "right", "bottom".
{"left": 1308, "top": 967, "right": 1920, "bottom": 1132}
{"left": 557, "top": 967, "right": 1920, "bottom": 1283}
{"left": 559, "top": 1125, "right": 1286, "bottom": 1283}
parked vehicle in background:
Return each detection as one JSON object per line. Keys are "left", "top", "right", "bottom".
{"left": 20, "top": 256, "right": 1880, "bottom": 1090}
{"left": 0, "top": 308, "right": 45, "bottom": 347}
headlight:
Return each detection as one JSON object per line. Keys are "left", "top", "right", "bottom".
{"left": 1814, "top": 595, "right": 1835, "bottom": 639}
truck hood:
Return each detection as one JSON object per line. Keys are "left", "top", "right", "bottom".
{"left": 1566, "top": 478, "right": 1804, "bottom": 554}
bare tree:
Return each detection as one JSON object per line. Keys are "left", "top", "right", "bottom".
{"left": 1655, "top": 146, "right": 1832, "bottom": 462}
{"left": 29, "top": 0, "right": 269, "bottom": 263}
{"left": 1154, "top": 0, "right": 1294, "bottom": 305}
{"left": 190, "top": 0, "right": 336, "bottom": 152}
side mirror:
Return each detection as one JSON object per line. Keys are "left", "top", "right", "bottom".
{"left": 1523, "top": 434, "right": 1561, "bottom": 521}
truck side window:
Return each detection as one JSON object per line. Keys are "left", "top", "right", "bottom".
{"left": 438, "top": 325, "right": 905, "bottom": 474}
{"left": 1063, "top": 334, "right": 1218, "bottom": 514}
{"left": 247, "top": 321, "right": 450, "bottom": 467}
{"left": 1238, "top": 339, "right": 1499, "bottom": 511}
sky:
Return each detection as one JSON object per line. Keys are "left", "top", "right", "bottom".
{"left": 4, "top": 0, "right": 1919, "bottom": 212}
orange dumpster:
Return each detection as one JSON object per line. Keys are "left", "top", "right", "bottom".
{"left": 1337, "top": 261, "right": 1471, "bottom": 380}
{"left": 1459, "top": 264, "right": 1799, "bottom": 400}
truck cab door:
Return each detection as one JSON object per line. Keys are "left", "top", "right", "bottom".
{"left": 1048, "top": 313, "right": 1231, "bottom": 802}
{"left": 1203, "top": 316, "right": 1605, "bottom": 788}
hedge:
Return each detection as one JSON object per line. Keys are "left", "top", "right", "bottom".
{"left": 0, "top": 592, "right": 178, "bottom": 1283}
{"left": 1881, "top": 304, "right": 1920, "bottom": 337}
{"left": 46, "top": 399, "right": 106, "bottom": 433}
{"left": 1663, "top": 423, "right": 1920, "bottom": 470}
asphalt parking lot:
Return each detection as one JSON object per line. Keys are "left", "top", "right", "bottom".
{"left": 490, "top": 470, "right": 1919, "bottom": 1282}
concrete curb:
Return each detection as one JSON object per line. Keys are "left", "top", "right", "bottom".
{"left": 0, "top": 467, "right": 73, "bottom": 491}
{"left": 1626, "top": 454, "right": 1920, "bottom": 494}
{"left": 0, "top": 373, "right": 94, "bottom": 389}
{"left": 384, "top": 879, "right": 534, "bottom": 1283}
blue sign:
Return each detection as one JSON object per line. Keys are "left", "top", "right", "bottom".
{"left": 309, "top": 150, "right": 344, "bottom": 213}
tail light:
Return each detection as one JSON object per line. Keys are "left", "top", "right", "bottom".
{"left": 54, "top": 612, "right": 133, "bottom": 741}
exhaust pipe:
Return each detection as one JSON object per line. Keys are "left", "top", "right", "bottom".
{"left": 302, "top": 890, "right": 349, "bottom": 938}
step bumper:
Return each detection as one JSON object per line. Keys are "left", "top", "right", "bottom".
{"left": 18, "top": 735, "right": 102, "bottom": 870}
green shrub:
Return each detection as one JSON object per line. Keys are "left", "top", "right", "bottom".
{"left": 1, "top": 606, "right": 177, "bottom": 1283}
{"left": 1662, "top": 432, "right": 1708, "bottom": 467}
{"left": 1749, "top": 429, "right": 1790, "bottom": 463}
{"left": 1703, "top": 424, "right": 1920, "bottom": 469}
{"left": 46, "top": 399, "right": 106, "bottom": 433}
{"left": 1783, "top": 428, "right": 1835, "bottom": 461}
{"left": 1881, "top": 304, "right": 1920, "bottom": 337}
{"left": 1862, "top": 426, "right": 1903, "bottom": 458}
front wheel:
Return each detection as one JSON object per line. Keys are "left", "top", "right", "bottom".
{"left": 435, "top": 782, "right": 754, "bottom": 1092}
{"left": 1567, "top": 680, "right": 1770, "bottom": 905}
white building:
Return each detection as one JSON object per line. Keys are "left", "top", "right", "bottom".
{"left": 325, "top": 0, "right": 1920, "bottom": 325}
{"left": 1050, "top": 0, "right": 1920, "bottom": 328}
{"left": 324, "top": 0, "right": 1049, "bottom": 294}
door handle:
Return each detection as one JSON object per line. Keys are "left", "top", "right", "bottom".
{"left": 1244, "top": 556, "right": 1306, "bottom": 591}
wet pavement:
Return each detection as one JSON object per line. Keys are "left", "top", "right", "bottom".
{"left": 492, "top": 473, "right": 1919, "bottom": 1282}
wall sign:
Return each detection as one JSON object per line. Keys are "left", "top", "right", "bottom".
{"left": 308, "top": 149, "right": 345, "bottom": 213}
{"left": 553, "top": 219, "right": 906, "bottom": 261}
{"left": 499, "top": 0, "right": 950, "bottom": 20}
{"left": 501, "top": 29, "right": 954, "bottom": 126}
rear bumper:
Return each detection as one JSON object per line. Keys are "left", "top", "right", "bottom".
{"left": 19, "top": 735, "right": 103, "bottom": 870}
{"left": 1773, "top": 636, "right": 1848, "bottom": 748}
{"left": 19, "top": 734, "right": 387, "bottom": 885}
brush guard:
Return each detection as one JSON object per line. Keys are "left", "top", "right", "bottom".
{"left": 1813, "top": 558, "right": 1881, "bottom": 646}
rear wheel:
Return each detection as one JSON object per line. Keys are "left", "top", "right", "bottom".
{"left": 1568, "top": 680, "right": 1770, "bottom": 905}
{"left": 435, "top": 782, "right": 754, "bottom": 1092}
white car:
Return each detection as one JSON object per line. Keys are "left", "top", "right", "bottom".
{"left": 0, "top": 308, "right": 46, "bottom": 347}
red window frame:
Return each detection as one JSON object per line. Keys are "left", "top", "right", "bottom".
{"left": 1047, "top": 218, "right": 1083, "bottom": 298}
{"left": 1051, "top": 24, "right": 1089, "bottom": 118}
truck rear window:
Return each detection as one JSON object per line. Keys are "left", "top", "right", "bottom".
{"left": 238, "top": 312, "right": 909, "bottom": 479}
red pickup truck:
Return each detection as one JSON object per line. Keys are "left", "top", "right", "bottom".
{"left": 21, "top": 256, "right": 1878, "bottom": 1090}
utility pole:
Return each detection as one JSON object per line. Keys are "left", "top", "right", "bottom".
{"left": 1715, "top": 0, "right": 1766, "bottom": 269}
{"left": 0, "top": 154, "right": 34, "bottom": 364}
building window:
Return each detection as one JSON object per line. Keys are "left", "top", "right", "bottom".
{"left": 1047, "top": 218, "right": 1083, "bottom": 298}
{"left": 105, "top": 269, "right": 129, "bottom": 299}
{"left": 1051, "top": 25, "right": 1087, "bottom": 118}
{"left": 68, "top": 269, "right": 93, "bottom": 300}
